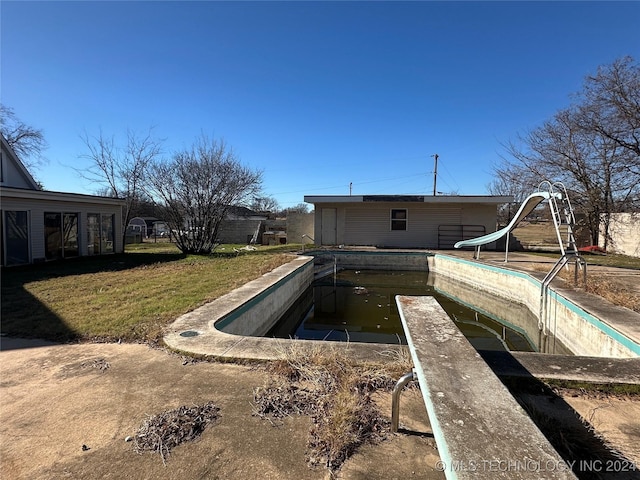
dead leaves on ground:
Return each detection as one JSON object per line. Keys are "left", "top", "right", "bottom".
{"left": 133, "top": 402, "right": 221, "bottom": 465}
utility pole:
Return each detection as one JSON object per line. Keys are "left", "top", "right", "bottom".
{"left": 431, "top": 154, "right": 439, "bottom": 196}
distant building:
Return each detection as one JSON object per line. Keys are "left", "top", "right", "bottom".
{"left": 1, "top": 135, "right": 125, "bottom": 266}
{"left": 217, "top": 206, "right": 269, "bottom": 244}
{"left": 304, "top": 194, "right": 512, "bottom": 249}
{"left": 599, "top": 213, "right": 640, "bottom": 257}
{"left": 127, "top": 217, "right": 158, "bottom": 238}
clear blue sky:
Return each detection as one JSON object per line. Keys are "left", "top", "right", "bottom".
{"left": 2, "top": 1, "right": 639, "bottom": 208}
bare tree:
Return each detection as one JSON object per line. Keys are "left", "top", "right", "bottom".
{"left": 280, "top": 203, "right": 310, "bottom": 217}
{"left": 146, "top": 135, "right": 262, "bottom": 254}
{"left": 493, "top": 57, "right": 640, "bottom": 247}
{"left": 486, "top": 169, "right": 537, "bottom": 226}
{"left": 0, "top": 104, "right": 48, "bottom": 174}
{"left": 79, "top": 128, "right": 163, "bottom": 245}
{"left": 251, "top": 195, "right": 280, "bottom": 214}
{"left": 576, "top": 56, "right": 640, "bottom": 158}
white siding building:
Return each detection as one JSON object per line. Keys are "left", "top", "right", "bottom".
{"left": 1, "top": 135, "right": 125, "bottom": 266}
{"left": 599, "top": 213, "right": 640, "bottom": 257}
{"left": 304, "top": 195, "right": 512, "bottom": 249}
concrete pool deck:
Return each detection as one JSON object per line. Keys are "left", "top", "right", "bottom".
{"left": 163, "top": 255, "right": 407, "bottom": 363}
{"left": 163, "top": 251, "right": 638, "bottom": 480}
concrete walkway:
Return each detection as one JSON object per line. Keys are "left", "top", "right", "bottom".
{"left": 481, "top": 350, "right": 640, "bottom": 384}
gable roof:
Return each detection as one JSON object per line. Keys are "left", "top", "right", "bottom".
{"left": 1, "top": 133, "right": 126, "bottom": 209}
{"left": 1, "top": 134, "right": 40, "bottom": 190}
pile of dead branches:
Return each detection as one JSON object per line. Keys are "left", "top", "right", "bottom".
{"left": 252, "top": 384, "right": 318, "bottom": 421}
{"left": 133, "top": 402, "right": 220, "bottom": 465}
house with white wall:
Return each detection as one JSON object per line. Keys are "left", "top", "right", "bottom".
{"left": 599, "top": 212, "right": 640, "bottom": 257}
{"left": 304, "top": 194, "right": 512, "bottom": 249}
{"left": 1, "top": 135, "right": 125, "bottom": 266}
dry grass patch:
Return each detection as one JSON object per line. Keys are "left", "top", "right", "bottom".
{"left": 252, "top": 345, "right": 414, "bottom": 473}
{"left": 511, "top": 221, "right": 561, "bottom": 245}
{"left": 582, "top": 277, "right": 640, "bottom": 313}
{"left": 530, "top": 263, "right": 640, "bottom": 313}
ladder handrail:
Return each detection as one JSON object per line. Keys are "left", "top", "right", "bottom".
{"left": 551, "top": 181, "right": 579, "bottom": 254}
{"left": 539, "top": 254, "right": 568, "bottom": 332}
{"left": 548, "top": 190, "right": 567, "bottom": 256}
{"left": 537, "top": 181, "right": 586, "bottom": 346}
{"left": 539, "top": 252, "right": 587, "bottom": 338}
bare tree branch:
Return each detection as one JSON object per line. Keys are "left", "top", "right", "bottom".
{"left": 493, "top": 57, "right": 640, "bottom": 246}
{"left": 78, "top": 127, "right": 164, "bottom": 247}
{"left": 146, "top": 134, "right": 262, "bottom": 254}
{"left": 0, "top": 104, "right": 48, "bottom": 174}
{"left": 251, "top": 196, "right": 280, "bottom": 214}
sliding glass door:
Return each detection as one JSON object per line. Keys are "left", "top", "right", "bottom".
{"left": 3, "top": 210, "right": 30, "bottom": 266}
{"left": 45, "top": 212, "right": 79, "bottom": 260}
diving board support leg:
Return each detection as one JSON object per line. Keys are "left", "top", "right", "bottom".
{"left": 505, "top": 230, "right": 510, "bottom": 263}
{"left": 391, "top": 370, "right": 417, "bottom": 433}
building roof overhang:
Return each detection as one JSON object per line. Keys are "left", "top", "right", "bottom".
{"left": 0, "top": 186, "right": 126, "bottom": 206}
{"left": 303, "top": 194, "right": 514, "bottom": 205}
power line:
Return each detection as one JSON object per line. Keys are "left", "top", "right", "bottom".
{"left": 267, "top": 171, "right": 430, "bottom": 197}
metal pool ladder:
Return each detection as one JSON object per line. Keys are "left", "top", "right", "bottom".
{"left": 538, "top": 181, "right": 587, "bottom": 339}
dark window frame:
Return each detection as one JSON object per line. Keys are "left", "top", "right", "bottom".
{"left": 390, "top": 208, "right": 408, "bottom": 231}
{"left": 44, "top": 211, "right": 80, "bottom": 260}
{"left": 101, "top": 214, "right": 115, "bottom": 254}
{"left": 87, "top": 213, "right": 101, "bottom": 255}
{"left": 3, "top": 210, "right": 30, "bottom": 266}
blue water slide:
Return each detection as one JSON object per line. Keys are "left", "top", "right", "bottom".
{"left": 454, "top": 191, "right": 560, "bottom": 249}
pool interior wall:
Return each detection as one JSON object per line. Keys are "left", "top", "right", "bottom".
{"left": 430, "top": 273, "right": 573, "bottom": 355}
{"left": 214, "top": 256, "right": 315, "bottom": 337}
{"left": 429, "top": 253, "right": 639, "bottom": 358}
{"left": 210, "top": 250, "right": 639, "bottom": 359}
{"left": 267, "top": 269, "right": 540, "bottom": 352}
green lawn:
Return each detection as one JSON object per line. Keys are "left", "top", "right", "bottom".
{"left": 3, "top": 242, "right": 636, "bottom": 344}
{"left": 1, "top": 242, "right": 302, "bottom": 343}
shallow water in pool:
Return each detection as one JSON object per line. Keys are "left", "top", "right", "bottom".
{"left": 267, "top": 269, "right": 537, "bottom": 352}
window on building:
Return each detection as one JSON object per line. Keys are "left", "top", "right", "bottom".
{"left": 87, "top": 214, "right": 101, "bottom": 255}
{"left": 101, "top": 214, "right": 115, "bottom": 253}
{"left": 3, "top": 210, "right": 30, "bottom": 266}
{"left": 45, "top": 212, "right": 79, "bottom": 260}
{"left": 44, "top": 212, "right": 63, "bottom": 260}
{"left": 63, "top": 213, "right": 79, "bottom": 257}
{"left": 390, "top": 208, "right": 408, "bottom": 231}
